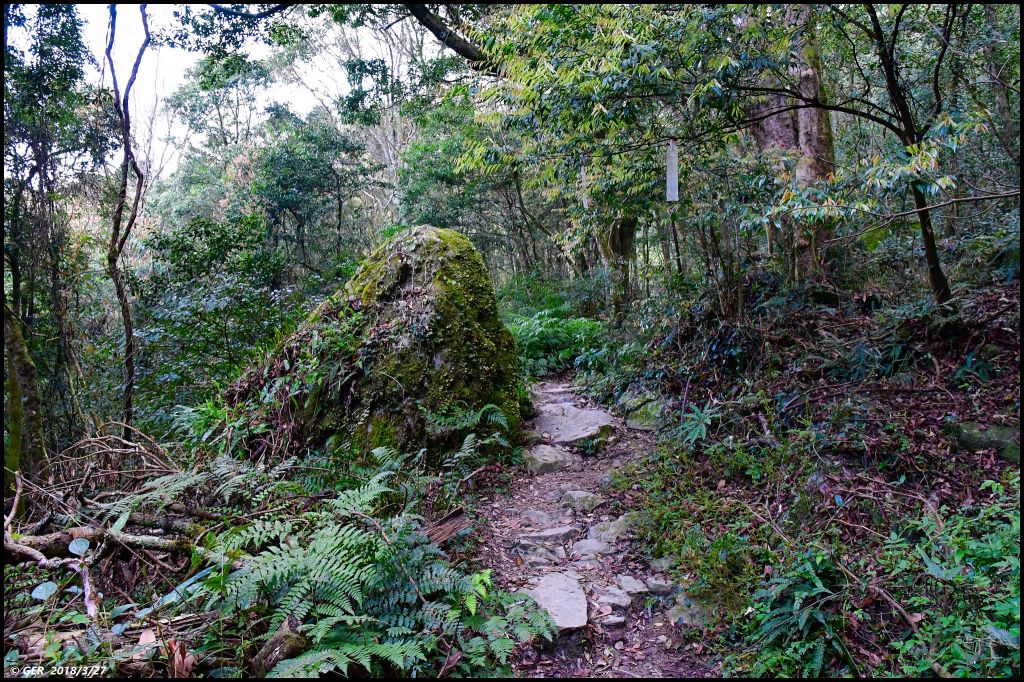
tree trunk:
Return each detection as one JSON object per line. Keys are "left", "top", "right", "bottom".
{"left": 749, "top": 93, "right": 799, "bottom": 279}
{"left": 599, "top": 217, "right": 637, "bottom": 324}
{"left": 658, "top": 219, "right": 673, "bottom": 276}
{"left": 749, "top": 8, "right": 835, "bottom": 282}
{"left": 793, "top": 7, "right": 836, "bottom": 278}
{"left": 4, "top": 303, "right": 46, "bottom": 483}
{"left": 911, "top": 185, "right": 953, "bottom": 304}
{"left": 868, "top": 8, "right": 954, "bottom": 305}
{"left": 107, "top": 254, "right": 136, "bottom": 433}
{"left": 5, "top": 355, "right": 23, "bottom": 497}
{"left": 983, "top": 4, "right": 1020, "bottom": 171}
{"left": 48, "top": 220, "right": 88, "bottom": 436}
{"left": 336, "top": 189, "right": 345, "bottom": 255}
{"left": 670, "top": 217, "right": 684, "bottom": 275}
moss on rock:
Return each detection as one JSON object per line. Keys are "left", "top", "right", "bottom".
{"left": 233, "top": 226, "right": 521, "bottom": 464}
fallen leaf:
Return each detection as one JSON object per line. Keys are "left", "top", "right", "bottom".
{"left": 132, "top": 628, "right": 157, "bottom": 661}
{"left": 166, "top": 638, "right": 198, "bottom": 678}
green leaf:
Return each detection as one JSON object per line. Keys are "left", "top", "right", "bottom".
{"left": 32, "top": 581, "right": 59, "bottom": 601}
{"left": 111, "top": 511, "right": 130, "bottom": 535}
{"left": 68, "top": 538, "right": 90, "bottom": 557}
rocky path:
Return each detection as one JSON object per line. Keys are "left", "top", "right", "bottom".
{"left": 473, "top": 380, "right": 714, "bottom": 678}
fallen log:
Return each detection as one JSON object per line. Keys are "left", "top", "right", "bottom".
{"left": 425, "top": 507, "right": 469, "bottom": 545}
{"left": 7, "top": 526, "right": 191, "bottom": 560}
{"left": 5, "top": 524, "right": 245, "bottom": 570}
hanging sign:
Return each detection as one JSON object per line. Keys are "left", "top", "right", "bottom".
{"left": 666, "top": 139, "right": 679, "bottom": 202}
{"left": 581, "top": 158, "right": 589, "bottom": 210}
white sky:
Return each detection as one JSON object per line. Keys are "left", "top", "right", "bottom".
{"left": 15, "top": 4, "right": 440, "bottom": 183}
{"left": 76, "top": 4, "right": 324, "bottom": 176}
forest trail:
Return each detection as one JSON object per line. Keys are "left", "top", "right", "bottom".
{"left": 473, "top": 380, "right": 715, "bottom": 678}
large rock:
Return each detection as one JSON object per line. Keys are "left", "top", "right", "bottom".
{"left": 560, "top": 490, "right": 606, "bottom": 512}
{"left": 520, "top": 525, "right": 579, "bottom": 544}
{"left": 228, "top": 226, "right": 520, "bottom": 462}
{"left": 520, "top": 510, "right": 552, "bottom": 528}
{"left": 571, "top": 538, "right": 613, "bottom": 558}
{"left": 616, "top": 387, "right": 669, "bottom": 432}
{"left": 587, "top": 513, "right": 634, "bottom": 544}
{"left": 532, "top": 403, "right": 615, "bottom": 446}
{"left": 645, "top": 576, "right": 675, "bottom": 596}
{"left": 596, "top": 585, "right": 633, "bottom": 610}
{"left": 527, "top": 573, "right": 588, "bottom": 633}
{"left": 951, "top": 421, "right": 1019, "bottom": 464}
{"left": 616, "top": 575, "right": 648, "bottom": 596}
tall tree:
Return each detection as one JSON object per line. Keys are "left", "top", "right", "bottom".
{"left": 104, "top": 4, "right": 151, "bottom": 438}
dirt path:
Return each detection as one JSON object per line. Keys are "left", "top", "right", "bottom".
{"left": 473, "top": 379, "right": 715, "bottom": 678}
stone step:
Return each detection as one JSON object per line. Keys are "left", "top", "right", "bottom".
{"left": 519, "top": 525, "right": 580, "bottom": 544}
{"left": 531, "top": 403, "right": 616, "bottom": 446}
{"left": 560, "top": 489, "right": 606, "bottom": 511}
{"left": 523, "top": 444, "right": 577, "bottom": 475}
{"left": 526, "top": 572, "right": 588, "bottom": 633}
{"left": 535, "top": 383, "right": 575, "bottom": 394}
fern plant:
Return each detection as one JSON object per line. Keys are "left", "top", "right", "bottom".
{"left": 746, "top": 554, "right": 853, "bottom": 677}
{"left": 195, "top": 473, "right": 554, "bottom": 677}
{"left": 426, "top": 402, "right": 510, "bottom": 447}
{"left": 506, "top": 308, "right": 605, "bottom": 377}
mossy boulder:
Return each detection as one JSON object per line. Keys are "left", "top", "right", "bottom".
{"left": 950, "top": 421, "right": 1020, "bottom": 465}
{"left": 616, "top": 387, "right": 669, "bottom": 432}
{"left": 231, "top": 226, "right": 521, "bottom": 462}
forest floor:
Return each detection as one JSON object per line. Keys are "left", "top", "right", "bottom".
{"left": 470, "top": 379, "right": 715, "bottom": 678}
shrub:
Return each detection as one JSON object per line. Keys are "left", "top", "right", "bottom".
{"left": 506, "top": 308, "right": 606, "bottom": 377}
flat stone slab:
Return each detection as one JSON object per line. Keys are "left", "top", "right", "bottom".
{"left": 535, "top": 383, "right": 575, "bottom": 395}
{"left": 520, "top": 543, "right": 565, "bottom": 566}
{"left": 520, "top": 525, "right": 579, "bottom": 544}
{"left": 645, "top": 576, "right": 675, "bottom": 596}
{"left": 571, "top": 538, "right": 612, "bottom": 558}
{"left": 520, "top": 510, "right": 552, "bottom": 528}
{"left": 617, "top": 575, "right": 649, "bottom": 595}
{"left": 587, "top": 513, "right": 633, "bottom": 543}
{"left": 532, "top": 403, "right": 616, "bottom": 446}
{"left": 560, "top": 490, "right": 606, "bottom": 512}
{"left": 524, "top": 444, "right": 573, "bottom": 475}
{"left": 527, "top": 572, "right": 588, "bottom": 633}
{"left": 597, "top": 586, "right": 633, "bottom": 610}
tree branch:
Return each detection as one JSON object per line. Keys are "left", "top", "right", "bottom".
{"left": 402, "top": 4, "right": 497, "bottom": 75}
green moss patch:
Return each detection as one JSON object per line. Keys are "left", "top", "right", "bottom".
{"left": 228, "top": 226, "right": 521, "bottom": 465}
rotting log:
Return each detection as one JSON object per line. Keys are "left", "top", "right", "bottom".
{"left": 426, "top": 507, "right": 469, "bottom": 545}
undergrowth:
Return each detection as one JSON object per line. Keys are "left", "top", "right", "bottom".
{"left": 506, "top": 307, "right": 605, "bottom": 377}
{"left": 498, "top": 279, "right": 608, "bottom": 378}
{"left": 577, "top": 271, "right": 1020, "bottom": 677}
{"left": 9, "top": 433, "right": 555, "bottom": 677}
